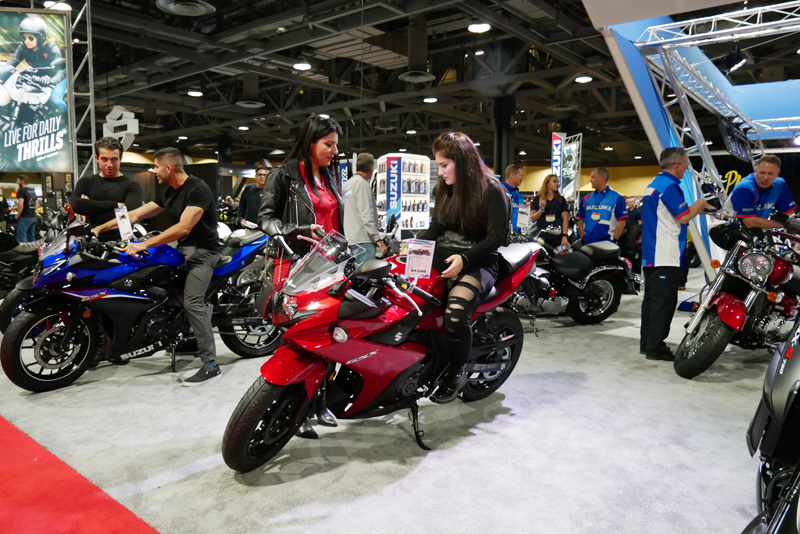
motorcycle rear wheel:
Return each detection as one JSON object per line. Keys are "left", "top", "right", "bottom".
{"left": 0, "top": 309, "right": 99, "bottom": 392}
{"left": 674, "top": 310, "right": 735, "bottom": 379}
{"left": 569, "top": 272, "right": 621, "bottom": 325}
{"left": 0, "top": 287, "right": 34, "bottom": 334}
{"left": 218, "top": 279, "right": 282, "bottom": 359}
{"left": 460, "top": 309, "right": 524, "bottom": 402}
{"left": 222, "top": 377, "right": 312, "bottom": 473}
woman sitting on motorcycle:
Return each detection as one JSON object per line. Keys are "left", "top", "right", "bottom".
{"left": 419, "top": 132, "right": 510, "bottom": 404}
{"left": 257, "top": 114, "right": 344, "bottom": 248}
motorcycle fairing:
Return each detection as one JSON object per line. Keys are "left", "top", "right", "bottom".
{"left": 711, "top": 292, "right": 748, "bottom": 331}
{"left": 213, "top": 234, "right": 268, "bottom": 277}
{"left": 259, "top": 342, "right": 327, "bottom": 400}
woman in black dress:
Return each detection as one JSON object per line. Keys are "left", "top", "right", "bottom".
{"left": 418, "top": 132, "right": 510, "bottom": 404}
{"left": 530, "top": 173, "right": 570, "bottom": 250}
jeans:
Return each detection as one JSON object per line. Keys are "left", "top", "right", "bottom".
{"left": 640, "top": 266, "right": 682, "bottom": 353}
{"left": 178, "top": 246, "right": 222, "bottom": 365}
{"left": 352, "top": 242, "right": 376, "bottom": 264}
{"left": 16, "top": 217, "right": 37, "bottom": 243}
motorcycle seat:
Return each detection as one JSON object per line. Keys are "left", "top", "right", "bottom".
{"left": 579, "top": 240, "right": 620, "bottom": 261}
{"left": 0, "top": 249, "right": 36, "bottom": 268}
{"left": 227, "top": 231, "right": 266, "bottom": 249}
{"left": 215, "top": 256, "right": 234, "bottom": 269}
{"left": 551, "top": 251, "right": 594, "bottom": 281}
{"left": 496, "top": 243, "right": 534, "bottom": 281}
{"left": 781, "top": 265, "right": 800, "bottom": 296}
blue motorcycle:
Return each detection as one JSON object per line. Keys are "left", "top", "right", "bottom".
{"left": 0, "top": 222, "right": 281, "bottom": 392}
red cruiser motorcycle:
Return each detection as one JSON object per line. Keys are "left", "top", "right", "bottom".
{"left": 674, "top": 215, "right": 800, "bottom": 379}
{"left": 223, "top": 225, "right": 537, "bottom": 473}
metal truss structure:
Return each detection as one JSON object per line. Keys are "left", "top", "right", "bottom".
{"left": 69, "top": 0, "right": 98, "bottom": 178}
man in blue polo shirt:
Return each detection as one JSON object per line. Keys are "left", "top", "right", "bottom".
{"left": 503, "top": 164, "right": 527, "bottom": 231}
{"left": 725, "top": 155, "right": 795, "bottom": 226}
{"left": 640, "top": 147, "right": 714, "bottom": 361}
{"left": 577, "top": 167, "right": 628, "bottom": 244}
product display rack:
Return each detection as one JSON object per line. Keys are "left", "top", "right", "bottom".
{"left": 375, "top": 153, "right": 431, "bottom": 231}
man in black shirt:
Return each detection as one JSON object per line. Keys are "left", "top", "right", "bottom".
{"left": 14, "top": 175, "right": 38, "bottom": 242}
{"left": 70, "top": 137, "right": 143, "bottom": 240}
{"left": 237, "top": 166, "right": 267, "bottom": 226}
{"left": 92, "top": 147, "right": 222, "bottom": 386}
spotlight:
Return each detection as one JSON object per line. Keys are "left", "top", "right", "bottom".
{"left": 722, "top": 45, "right": 747, "bottom": 74}
{"left": 575, "top": 75, "right": 593, "bottom": 84}
{"left": 424, "top": 97, "right": 438, "bottom": 103}
{"left": 519, "top": 150, "right": 527, "bottom": 156}
{"left": 604, "top": 145, "right": 613, "bottom": 151}
{"left": 293, "top": 60, "right": 312, "bottom": 71}
{"left": 474, "top": 142, "right": 481, "bottom": 146}
{"left": 319, "top": 114, "right": 330, "bottom": 119}
{"left": 399, "top": 148, "right": 407, "bottom": 152}
{"left": 238, "top": 126, "right": 249, "bottom": 131}
{"left": 270, "top": 149, "right": 286, "bottom": 155}
{"left": 634, "top": 155, "right": 642, "bottom": 160}
{"left": 178, "top": 136, "right": 188, "bottom": 140}
{"left": 187, "top": 90, "right": 203, "bottom": 97}
{"left": 406, "top": 128, "right": 417, "bottom": 135}
{"left": 468, "top": 22, "right": 491, "bottom": 34}
{"left": 475, "top": 50, "right": 485, "bottom": 56}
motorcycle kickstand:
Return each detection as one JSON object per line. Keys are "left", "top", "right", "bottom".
{"left": 166, "top": 345, "right": 176, "bottom": 373}
{"left": 408, "top": 401, "right": 431, "bottom": 451}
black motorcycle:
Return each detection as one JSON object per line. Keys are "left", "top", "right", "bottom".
{"left": 743, "top": 317, "right": 800, "bottom": 533}
{"left": 505, "top": 227, "right": 640, "bottom": 325}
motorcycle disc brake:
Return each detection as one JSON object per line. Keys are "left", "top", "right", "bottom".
{"left": 34, "top": 323, "right": 82, "bottom": 370}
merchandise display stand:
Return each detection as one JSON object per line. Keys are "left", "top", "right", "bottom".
{"left": 375, "top": 153, "right": 431, "bottom": 232}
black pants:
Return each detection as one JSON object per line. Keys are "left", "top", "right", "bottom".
{"left": 640, "top": 266, "right": 682, "bottom": 353}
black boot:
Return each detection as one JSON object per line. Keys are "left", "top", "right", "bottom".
{"left": 432, "top": 365, "right": 468, "bottom": 404}
{"left": 295, "top": 417, "right": 319, "bottom": 439}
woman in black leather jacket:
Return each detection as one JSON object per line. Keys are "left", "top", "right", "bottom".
{"left": 257, "top": 115, "right": 345, "bottom": 245}
{"left": 418, "top": 132, "right": 510, "bottom": 404}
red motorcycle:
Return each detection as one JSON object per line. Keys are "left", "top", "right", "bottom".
{"left": 222, "top": 225, "right": 537, "bottom": 473}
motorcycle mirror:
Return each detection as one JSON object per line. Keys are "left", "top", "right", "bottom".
{"left": 263, "top": 220, "right": 282, "bottom": 237}
{"left": 353, "top": 259, "right": 392, "bottom": 280}
{"left": 386, "top": 214, "right": 397, "bottom": 233}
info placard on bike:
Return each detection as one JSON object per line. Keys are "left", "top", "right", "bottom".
{"left": 114, "top": 206, "right": 133, "bottom": 242}
{"left": 406, "top": 239, "right": 435, "bottom": 279}
{"left": 517, "top": 206, "right": 531, "bottom": 229}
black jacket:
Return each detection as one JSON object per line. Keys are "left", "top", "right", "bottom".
{"left": 257, "top": 159, "right": 344, "bottom": 242}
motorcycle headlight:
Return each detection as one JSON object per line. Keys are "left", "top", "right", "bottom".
{"left": 738, "top": 253, "right": 774, "bottom": 283}
{"left": 0, "top": 85, "right": 11, "bottom": 107}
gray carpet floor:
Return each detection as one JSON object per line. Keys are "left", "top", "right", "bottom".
{"left": 0, "top": 268, "right": 766, "bottom": 533}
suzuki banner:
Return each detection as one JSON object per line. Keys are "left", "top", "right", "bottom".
{"left": 386, "top": 156, "right": 402, "bottom": 221}
{"left": 0, "top": 10, "right": 72, "bottom": 172}
{"left": 551, "top": 132, "right": 564, "bottom": 187}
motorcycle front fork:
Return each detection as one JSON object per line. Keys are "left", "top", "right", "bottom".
{"left": 686, "top": 242, "right": 744, "bottom": 335}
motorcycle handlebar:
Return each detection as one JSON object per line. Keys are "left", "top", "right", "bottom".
{"left": 393, "top": 274, "right": 442, "bottom": 307}
{"left": 313, "top": 227, "right": 327, "bottom": 240}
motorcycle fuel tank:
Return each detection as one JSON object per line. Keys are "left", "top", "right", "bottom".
{"left": 769, "top": 257, "right": 794, "bottom": 287}
{"left": 763, "top": 320, "right": 800, "bottom": 427}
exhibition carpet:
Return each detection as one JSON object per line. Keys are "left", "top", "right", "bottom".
{"left": 0, "top": 415, "right": 160, "bottom": 534}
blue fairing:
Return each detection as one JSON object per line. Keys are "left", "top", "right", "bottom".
{"left": 213, "top": 234, "right": 269, "bottom": 277}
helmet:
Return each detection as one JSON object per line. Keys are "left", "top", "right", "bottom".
{"left": 18, "top": 16, "right": 47, "bottom": 45}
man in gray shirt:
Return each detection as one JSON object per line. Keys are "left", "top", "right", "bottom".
{"left": 343, "top": 153, "right": 386, "bottom": 263}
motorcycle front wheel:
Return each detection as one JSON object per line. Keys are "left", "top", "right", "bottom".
{"left": 674, "top": 309, "right": 735, "bottom": 379}
{"left": 0, "top": 309, "right": 99, "bottom": 392}
{"left": 569, "top": 272, "right": 621, "bottom": 325}
{"left": 218, "top": 279, "right": 282, "bottom": 358}
{"left": 460, "top": 308, "right": 524, "bottom": 402}
{"left": 0, "top": 287, "right": 36, "bottom": 334}
{"left": 222, "top": 377, "right": 313, "bottom": 473}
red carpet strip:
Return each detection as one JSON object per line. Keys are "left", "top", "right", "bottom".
{"left": 0, "top": 415, "right": 160, "bottom": 534}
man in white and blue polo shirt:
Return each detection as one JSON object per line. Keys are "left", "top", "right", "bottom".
{"left": 725, "top": 155, "right": 795, "bottom": 227}
{"left": 640, "top": 147, "right": 714, "bottom": 361}
{"left": 577, "top": 167, "right": 628, "bottom": 244}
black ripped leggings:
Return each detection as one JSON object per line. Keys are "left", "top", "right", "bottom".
{"left": 441, "top": 255, "right": 499, "bottom": 370}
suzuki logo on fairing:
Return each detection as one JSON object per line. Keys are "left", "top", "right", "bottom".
{"left": 347, "top": 349, "right": 379, "bottom": 365}
{"left": 394, "top": 332, "right": 403, "bottom": 342}
{"left": 120, "top": 341, "right": 162, "bottom": 359}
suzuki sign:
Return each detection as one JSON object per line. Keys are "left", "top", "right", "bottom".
{"left": 551, "top": 132, "right": 564, "bottom": 187}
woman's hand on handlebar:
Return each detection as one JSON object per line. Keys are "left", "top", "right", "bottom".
{"left": 442, "top": 254, "right": 464, "bottom": 279}
{"left": 310, "top": 224, "right": 325, "bottom": 240}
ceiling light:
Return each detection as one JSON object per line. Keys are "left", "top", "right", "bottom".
{"left": 604, "top": 145, "right": 613, "bottom": 151}
{"left": 133, "top": 143, "right": 139, "bottom": 147}
{"left": 399, "top": 148, "right": 407, "bottom": 152}
{"left": 705, "top": 140, "right": 713, "bottom": 145}
{"left": 270, "top": 149, "right": 286, "bottom": 155}
{"left": 548, "top": 103, "right": 578, "bottom": 112}
{"left": 465, "top": 54, "right": 469, "bottom": 58}
{"left": 406, "top": 128, "right": 417, "bottom": 135}
{"left": 575, "top": 75, "right": 593, "bottom": 84}
{"left": 634, "top": 155, "right": 642, "bottom": 160}
{"left": 318, "top": 114, "right": 330, "bottom": 119}
{"left": 722, "top": 45, "right": 747, "bottom": 74}
{"left": 424, "top": 97, "right": 438, "bottom": 103}
{"left": 235, "top": 100, "right": 265, "bottom": 108}
{"left": 156, "top": 0, "right": 214, "bottom": 16}
{"left": 468, "top": 22, "right": 491, "bottom": 34}
{"left": 44, "top": 1, "right": 72, "bottom": 10}
{"left": 475, "top": 50, "right": 484, "bottom": 56}
{"left": 178, "top": 136, "right": 188, "bottom": 140}
{"left": 293, "top": 60, "right": 312, "bottom": 71}
{"left": 666, "top": 93, "right": 676, "bottom": 98}
{"left": 187, "top": 90, "right": 203, "bottom": 97}
{"left": 797, "top": 48, "right": 800, "bottom": 54}
{"left": 519, "top": 150, "right": 527, "bottom": 156}
{"left": 238, "top": 126, "right": 249, "bottom": 131}
{"left": 474, "top": 142, "right": 480, "bottom": 146}
{"left": 338, "top": 153, "right": 345, "bottom": 156}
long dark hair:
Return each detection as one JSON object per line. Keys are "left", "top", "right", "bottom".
{"left": 432, "top": 132, "right": 492, "bottom": 240}
{"left": 284, "top": 114, "right": 344, "bottom": 197}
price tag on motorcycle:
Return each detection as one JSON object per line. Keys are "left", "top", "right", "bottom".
{"left": 114, "top": 206, "right": 133, "bottom": 242}
{"left": 406, "top": 239, "right": 435, "bottom": 279}
{"left": 517, "top": 206, "right": 531, "bottom": 229}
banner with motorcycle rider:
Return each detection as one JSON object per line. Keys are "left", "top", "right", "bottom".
{"left": 0, "top": 11, "right": 71, "bottom": 172}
